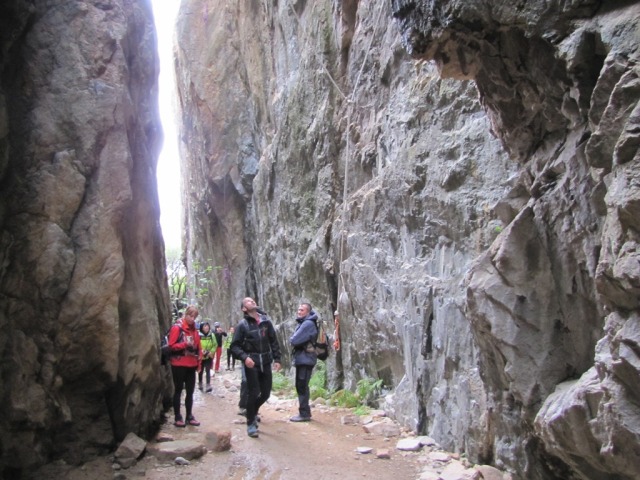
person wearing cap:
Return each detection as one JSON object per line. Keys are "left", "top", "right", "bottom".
{"left": 212, "top": 321, "right": 227, "bottom": 372}
{"left": 289, "top": 302, "right": 318, "bottom": 422}
{"left": 230, "top": 297, "right": 282, "bottom": 438}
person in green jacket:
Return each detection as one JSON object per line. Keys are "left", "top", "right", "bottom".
{"left": 224, "top": 326, "right": 236, "bottom": 370}
{"left": 198, "top": 322, "right": 218, "bottom": 392}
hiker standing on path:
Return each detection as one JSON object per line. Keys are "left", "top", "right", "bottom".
{"left": 198, "top": 321, "right": 217, "bottom": 392}
{"left": 225, "top": 326, "right": 236, "bottom": 370}
{"left": 289, "top": 302, "right": 318, "bottom": 422}
{"left": 230, "top": 297, "right": 282, "bottom": 438}
{"left": 213, "top": 322, "right": 227, "bottom": 372}
{"left": 168, "top": 305, "right": 202, "bottom": 427}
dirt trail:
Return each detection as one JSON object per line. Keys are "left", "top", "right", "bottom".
{"left": 42, "top": 368, "right": 421, "bottom": 480}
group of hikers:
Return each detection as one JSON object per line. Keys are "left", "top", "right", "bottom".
{"left": 195, "top": 320, "right": 235, "bottom": 393}
{"left": 165, "top": 297, "right": 321, "bottom": 437}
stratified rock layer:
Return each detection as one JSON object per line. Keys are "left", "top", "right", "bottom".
{"left": 0, "top": 0, "right": 172, "bottom": 476}
{"left": 176, "top": 1, "right": 639, "bottom": 479}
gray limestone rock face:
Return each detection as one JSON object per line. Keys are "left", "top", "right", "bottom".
{"left": 0, "top": 0, "right": 172, "bottom": 475}
{"left": 176, "top": 0, "right": 640, "bottom": 479}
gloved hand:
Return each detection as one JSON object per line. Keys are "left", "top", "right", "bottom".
{"left": 186, "top": 344, "right": 198, "bottom": 354}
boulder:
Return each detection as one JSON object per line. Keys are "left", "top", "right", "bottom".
{"left": 147, "top": 440, "right": 207, "bottom": 463}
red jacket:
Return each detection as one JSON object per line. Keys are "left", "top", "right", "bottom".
{"left": 168, "top": 318, "right": 201, "bottom": 368}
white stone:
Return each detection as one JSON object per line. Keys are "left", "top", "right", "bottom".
{"left": 418, "top": 435, "right": 438, "bottom": 447}
{"left": 428, "top": 451, "right": 451, "bottom": 462}
{"left": 440, "top": 460, "right": 480, "bottom": 480}
{"left": 396, "top": 438, "right": 423, "bottom": 451}
{"left": 419, "top": 470, "right": 441, "bottom": 480}
{"left": 363, "top": 419, "right": 401, "bottom": 437}
{"left": 475, "top": 465, "right": 505, "bottom": 480}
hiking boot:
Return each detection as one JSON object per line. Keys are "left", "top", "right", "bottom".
{"left": 238, "top": 408, "right": 247, "bottom": 416}
{"left": 174, "top": 416, "right": 186, "bottom": 428}
{"left": 289, "top": 415, "right": 311, "bottom": 422}
{"left": 186, "top": 415, "right": 200, "bottom": 426}
{"left": 205, "top": 384, "right": 212, "bottom": 393}
{"left": 198, "top": 382, "right": 203, "bottom": 391}
{"left": 247, "top": 423, "right": 259, "bottom": 438}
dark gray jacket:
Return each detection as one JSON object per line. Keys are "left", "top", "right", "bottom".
{"left": 290, "top": 311, "right": 318, "bottom": 367}
{"left": 230, "top": 312, "right": 281, "bottom": 371}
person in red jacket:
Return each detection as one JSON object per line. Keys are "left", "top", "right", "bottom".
{"left": 168, "top": 305, "right": 202, "bottom": 427}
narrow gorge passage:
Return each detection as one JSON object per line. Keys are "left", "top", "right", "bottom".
{"left": 1, "top": 1, "right": 639, "bottom": 479}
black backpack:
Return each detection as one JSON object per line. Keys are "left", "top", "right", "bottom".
{"left": 160, "top": 324, "right": 184, "bottom": 365}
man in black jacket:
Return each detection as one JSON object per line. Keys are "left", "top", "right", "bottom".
{"left": 230, "top": 297, "right": 282, "bottom": 438}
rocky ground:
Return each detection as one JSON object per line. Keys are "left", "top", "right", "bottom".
{"left": 34, "top": 368, "right": 508, "bottom": 480}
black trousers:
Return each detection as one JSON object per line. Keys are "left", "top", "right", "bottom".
{"left": 239, "top": 365, "right": 248, "bottom": 409}
{"left": 244, "top": 363, "right": 273, "bottom": 425}
{"left": 171, "top": 365, "right": 196, "bottom": 420}
{"left": 295, "top": 365, "right": 314, "bottom": 418}
{"left": 198, "top": 358, "right": 213, "bottom": 384}
{"left": 227, "top": 349, "right": 236, "bottom": 369}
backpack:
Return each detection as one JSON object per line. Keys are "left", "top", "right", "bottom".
{"left": 160, "top": 324, "right": 184, "bottom": 365}
{"left": 315, "top": 321, "right": 330, "bottom": 361}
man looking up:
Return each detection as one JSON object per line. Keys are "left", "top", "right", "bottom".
{"left": 230, "top": 297, "right": 282, "bottom": 438}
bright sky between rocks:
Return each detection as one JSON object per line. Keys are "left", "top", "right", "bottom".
{"left": 151, "top": 0, "right": 181, "bottom": 249}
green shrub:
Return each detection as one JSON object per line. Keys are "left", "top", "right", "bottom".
{"left": 309, "top": 362, "right": 326, "bottom": 387}
{"left": 308, "top": 360, "right": 331, "bottom": 400}
{"left": 353, "top": 405, "right": 371, "bottom": 416}
{"left": 272, "top": 372, "right": 294, "bottom": 397}
{"left": 330, "top": 389, "right": 360, "bottom": 408}
{"left": 310, "top": 384, "right": 329, "bottom": 400}
{"left": 327, "top": 377, "right": 384, "bottom": 409}
{"left": 356, "top": 378, "right": 383, "bottom": 406}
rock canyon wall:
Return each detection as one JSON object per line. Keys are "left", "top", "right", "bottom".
{"left": 0, "top": 0, "right": 172, "bottom": 476}
{"left": 176, "top": 1, "right": 640, "bottom": 479}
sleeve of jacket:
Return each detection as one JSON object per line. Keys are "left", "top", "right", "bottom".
{"left": 194, "top": 329, "right": 203, "bottom": 358}
{"left": 268, "top": 321, "right": 282, "bottom": 362}
{"left": 169, "top": 325, "right": 187, "bottom": 352}
{"left": 230, "top": 321, "right": 248, "bottom": 362}
{"left": 290, "top": 320, "right": 317, "bottom": 348}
